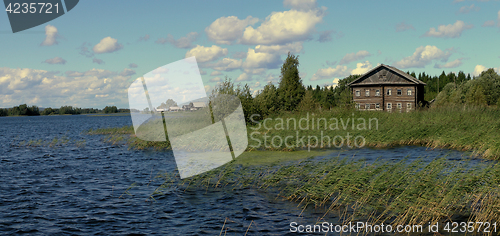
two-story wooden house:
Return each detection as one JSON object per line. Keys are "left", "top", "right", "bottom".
{"left": 348, "top": 64, "right": 426, "bottom": 112}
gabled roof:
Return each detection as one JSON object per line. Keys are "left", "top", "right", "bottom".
{"left": 348, "top": 64, "right": 426, "bottom": 86}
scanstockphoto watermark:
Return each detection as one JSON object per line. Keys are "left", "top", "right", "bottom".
{"left": 248, "top": 113, "right": 379, "bottom": 151}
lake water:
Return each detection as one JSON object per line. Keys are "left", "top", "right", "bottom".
{"left": 0, "top": 115, "right": 491, "bottom": 235}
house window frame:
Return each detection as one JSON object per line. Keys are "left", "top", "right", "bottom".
{"left": 355, "top": 90, "right": 360, "bottom": 97}
{"left": 387, "top": 89, "right": 392, "bottom": 96}
{"left": 407, "top": 103, "right": 412, "bottom": 110}
{"left": 376, "top": 103, "right": 380, "bottom": 109}
{"left": 375, "top": 89, "right": 380, "bottom": 96}
{"left": 387, "top": 103, "right": 392, "bottom": 110}
{"left": 365, "top": 104, "right": 370, "bottom": 110}
{"left": 397, "top": 89, "right": 402, "bottom": 96}
{"left": 407, "top": 89, "right": 412, "bottom": 96}
{"left": 397, "top": 103, "right": 402, "bottom": 109}
{"left": 365, "top": 89, "right": 370, "bottom": 97}
{"left": 355, "top": 103, "right": 360, "bottom": 109}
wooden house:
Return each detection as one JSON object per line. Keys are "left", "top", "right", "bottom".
{"left": 348, "top": 64, "right": 426, "bottom": 112}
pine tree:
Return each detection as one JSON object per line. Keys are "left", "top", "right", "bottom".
{"left": 277, "top": 52, "right": 305, "bottom": 111}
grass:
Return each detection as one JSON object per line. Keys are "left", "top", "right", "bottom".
{"left": 151, "top": 153, "right": 500, "bottom": 234}
{"left": 87, "top": 105, "right": 500, "bottom": 160}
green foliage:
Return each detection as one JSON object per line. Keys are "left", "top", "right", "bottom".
{"left": 103, "top": 106, "right": 118, "bottom": 114}
{"left": 434, "top": 68, "right": 500, "bottom": 106}
{"left": 277, "top": 52, "right": 305, "bottom": 111}
{"left": 0, "top": 104, "right": 40, "bottom": 116}
{"left": 296, "top": 89, "right": 317, "bottom": 112}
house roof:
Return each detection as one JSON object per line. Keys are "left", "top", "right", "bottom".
{"left": 348, "top": 64, "right": 426, "bottom": 86}
{"left": 192, "top": 102, "right": 207, "bottom": 108}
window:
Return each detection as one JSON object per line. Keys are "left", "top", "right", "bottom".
{"left": 365, "top": 104, "right": 370, "bottom": 109}
{"left": 397, "top": 103, "right": 402, "bottom": 109}
{"left": 387, "top": 103, "right": 392, "bottom": 109}
{"left": 365, "top": 90, "right": 370, "bottom": 96}
{"left": 375, "top": 89, "right": 380, "bottom": 96}
{"left": 376, "top": 103, "right": 380, "bottom": 109}
{"left": 387, "top": 89, "right": 392, "bottom": 96}
{"left": 407, "top": 89, "right": 412, "bottom": 96}
{"left": 355, "top": 90, "right": 360, "bottom": 96}
{"left": 407, "top": 103, "right": 412, "bottom": 110}
{"left": 397, "top": 89, "right": 402, "bottom": 96}
{"left": 355, "top": 103, "right": 360, "bottom": 109}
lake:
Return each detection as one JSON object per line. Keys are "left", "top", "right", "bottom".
{"left": 0, "top": 115, "right": 490, "bottom": 235}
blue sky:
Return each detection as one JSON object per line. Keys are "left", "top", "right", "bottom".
{"left": 1, "top": 0, "right": 499, "bottom": 108}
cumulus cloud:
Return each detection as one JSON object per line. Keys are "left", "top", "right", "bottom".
{"left": 243, "top": 48, "right": 282, "bottom": 69}
{"left": 156, "top": 32, "right": 199, "bottom": 48}
{"left": 0, "top": 67, "right": 135, "bottom": 108}
{"left": 458, "top": 4, "right": 480, "bottom": 14}
{"left": 473, "top": 65, "right": 487, "bottom": 76}
{"left": 236, "top": 73, "right": 252, "bottom": 82}
{"left": 232, "top": 51, "right": 248, "bottom": 59}
{"left": 92, "top": 58, "right": 105, "bottom": 65}
{"left": 393, "top": 45, "right": 453, "bottom": 69}
{"left": 283, "top": 0, "right": 317, "bottom": 11}
{"left": 422, "top": 20, "right": 473, "bottom": 38}
{"left": 119, "top": 68, "right": 136, "bottom": 77}
{"left": 339, "top": 50, "right": 371, "bottom": 65}
{"left": 93, "top": 37, "right": 123, "bottom": 54}
{"left": 128, "top": 63, "right": 138, "bottom": 68}
{"left": 207, "top": 58, "right": 243, "bottom": 71}
{"left": 41, "top": 25, "right": 59, "bottom": 46}
{"left": 199, "top": 70, "right": 207, "bottom": 75}
{"left": 240, "top": 8, "right": 326, "bottom": 45}
{"left": 185, "top": 45, "right": 228, "bottom": 63}
{"left": 310, "top": 65, "right": 349, "bottom": 81}
{"left": 395, "top": 22, "right": 415, "bottom": 32}
{"left": 210, "top": 77, "right": 222, "bottom": 82}
{"left": 254, "top": 42, "right": 303, "bottom": 55}
{"left": 205, "top": 16, "right": 259, "bottom": 45}
{"left": 434, "top": 58, "right": 463, "bottom": 69}
{"left": 138, "top": 34, "right": 150, "bottom": 41}
{"left": 43, "top": 57, "right": 66, "bottom": 65}
{"left": 351, "top": 61, "right": 373, "bottom": 75}
{"left": 210, "top": 71, "right": 222, "bottom": 76}
{"left": 78, "top": 42, "right": 94, "bottom": 58}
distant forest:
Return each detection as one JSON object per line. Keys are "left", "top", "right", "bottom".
{"left": 0, "top": 105, "right": 130, "bottom": 117}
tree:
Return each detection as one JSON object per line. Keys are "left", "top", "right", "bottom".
{"left": 277, "top": 52, "right": 305, "bottom": 111}
{"left": 104, "top": 106, "right": 118, "bottom": 113}
{"left": 297, "top": 90, "right": 317, "bottom": 112}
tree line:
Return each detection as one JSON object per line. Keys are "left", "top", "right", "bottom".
{"left": 212, "top": 53, "right": 498, "bottom": 124}
{"left": 0, "top": 105, "right": 129, "bottom": 117}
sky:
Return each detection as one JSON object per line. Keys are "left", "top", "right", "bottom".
{"left": 0, "top": 0, "right": 499, "bottom": 109}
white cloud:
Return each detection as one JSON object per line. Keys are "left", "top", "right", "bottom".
{"left": 243, "top": 48, "right": 281, "bottom": 69}
{"left": 254, "top": 42, "right": 303, "bottom": 55}
{"left": 93, "top": 37, "right": 123, "bottom": 54}
{"left": 482, "top": 20, "right": 496, "bottom": 27}
{"left": 310, "top": 65, "right": 349, "bottom": 81}
{"left": 119, "top": 68, "right": 136, "bottom": 77}
{"left": 205, "top": 16, "right": 259, "bottom": 45}
{"left": 339, "top": 50, "right": 371, "bottom": 65}
{"left": 422, "top": 20, "right": 473, "bottom": 38}
{"left": 208, "top": 58, "right": 243, "bottom": 71}
{"left": 351, "top": 61, "right": 372, "bottom": 75}
{"left": 41, "top": 25, "right": 59, "bottom": 46}
{"left": 199, "top": 70, "right": 206, "bottom": 75}
{"left": 236, "top": 73, "right": 252, "bottom": 82}
{"left": 283, "top": 0, "right": 317, "bottom": 11}
{"left": 156, "top": 32, "right": 199, "bottom": 48}
{"left": 210, "top": 77, "right": 222, "bottom": 82}
{"left": 458, "top": 4, "right": 480, "bottom": 14}
{"left": 129, "top": 63, "right": 138, "bottom": 68}
{"left": 240, "top": 8, "right": 325, "bottom": 45}
{"left": 210, "top": 71, "right": 222, "bottom": 76}
{"left": 473, "top": 65, "right": 487, "bottom": 76}
{"left": 0, "top": 67, "right": 135, "bottom": 108}
{"left": 43, "top": 57, "right": 66, "bottom": 65}
{"left": 185, "top": 45, "right": 228, "bottom": 63}
{"left": 434, "top": 58, "right": 463, "bottom": 69}
{"left": 395, "top": 22, "right": 415, "bottom": 32}
{"left": 393, "top": 45, "right": 453, "bottom": 69}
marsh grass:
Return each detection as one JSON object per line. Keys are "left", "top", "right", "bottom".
{"left": 151, "top": 154, "right": 499, "bottom": 234}
{"left": 13, "top": 136, "right": 86, "bottom": 148}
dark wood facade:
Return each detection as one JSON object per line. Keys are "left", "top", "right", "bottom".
{"left": 348, "top": 64, "right": 426, "bottom": 112}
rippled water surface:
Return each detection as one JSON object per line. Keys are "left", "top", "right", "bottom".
{"left": 0, "top": 115, "right": 490, "bottom": 235}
